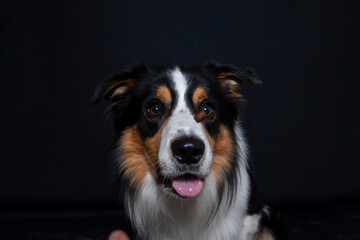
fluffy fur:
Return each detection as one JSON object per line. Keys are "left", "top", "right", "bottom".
{"left": 92, "top": 61, "right": 283, "bottom": 240}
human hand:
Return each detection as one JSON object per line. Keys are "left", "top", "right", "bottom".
{"left": 108, "top": 230, "right": 130, "bottom": 240}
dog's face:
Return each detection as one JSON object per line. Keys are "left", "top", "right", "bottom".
{"left": 92, "top": 61, "right": 261, "bottom": 199}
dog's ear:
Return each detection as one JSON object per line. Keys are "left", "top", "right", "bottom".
{"left": 91, "top": 63, "right": 149, "bottom": 105}
{"left": 205, "top": 61, "right": 262, "bottom": 98}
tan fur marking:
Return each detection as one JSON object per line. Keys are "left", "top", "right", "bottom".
{"left": 110, "top": 101, "right": 118, "bottom": 108}
{"left": 218, "top": 72, "right": 240, "bottom": 79}
{"left": 155, "top": 86, "right": 172, "bottom": 104}
{"left": 218, "top": 78, "right": 243, "bottom": 99}
{"left": 192, "top": 87, "right": 207, "bottom": 105}
{"left": 209, "top": 124, "right": 234, "bottom": 182}
{"left": 118, "top": 125, "right": 148, "bottom": 188}
{"left": 259, "top": 228, "right": 275, "bottom": 240}
{"left": 117, "top": 118, "right": 171, "bottom": 188}
{"left": 203, "top": 126, "right": 215, "bottom": 150}
{"left": 111, "top": 86, "right": 128, "bottom": 97}
{"left": 108, "top": 79, "right": 136, "bottom": 98}
{"left": 195, "top": 110, "right": 207, "bottom": 122}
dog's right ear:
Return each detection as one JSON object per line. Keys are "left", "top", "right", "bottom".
{"left": 91, "top": 63, "right": 149, "bottom": 105}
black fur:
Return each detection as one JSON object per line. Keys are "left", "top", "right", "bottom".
{"left": 93, "top": 61, "right": 284, "bottom": 240}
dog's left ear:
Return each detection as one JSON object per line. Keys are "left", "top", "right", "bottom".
{"left": 205, "top": 61, "right": 262, "bottom": 98}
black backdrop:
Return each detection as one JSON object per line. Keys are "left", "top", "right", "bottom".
{"left": 1, "top": 0, "right": 359, "bottom": 211}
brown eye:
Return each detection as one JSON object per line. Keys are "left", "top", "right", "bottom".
{"left": 148, "top": 104, "right": 162, "bottom": 117}
{"left": 202, "top": 104, "right": 213, "bottom": 117}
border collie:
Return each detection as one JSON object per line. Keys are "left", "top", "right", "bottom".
{"left": 92, "top": 61, "right": 282, "bottom": 240}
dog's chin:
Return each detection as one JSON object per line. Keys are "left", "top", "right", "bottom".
{"left": 158, "top": 172, "right": 206, "bottom": 199}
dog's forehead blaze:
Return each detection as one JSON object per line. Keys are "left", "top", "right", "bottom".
{"left": 118, "top": 118, "right": 170, "bottom": 187}
{"left": 155, "top": 85, "right": 172, "bottom": 104}
{"left": 192, "top": 87, "right": 207, "bottom": 105}
{"left": 210, "top": 124, "right": 234, "bottom": 182}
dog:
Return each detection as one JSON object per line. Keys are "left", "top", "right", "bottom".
{"left": 92, "top": 61, "right": 283, "bottom": 240}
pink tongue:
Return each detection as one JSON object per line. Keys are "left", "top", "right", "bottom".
{"left": 172, "top": 176, "right": 203, "bottom": 198}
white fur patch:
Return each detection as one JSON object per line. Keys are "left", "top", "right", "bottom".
{"left": 241, "top": 214, "right": 261, "bottom": 240}
{"left": 125, "top": 69, "right": 262, "bottom": 240}
{"left": 125, "top": 119, "right": 261, "bottom": 239}
{"left": 158, "top": 68, "right": 212, "bottom": 177}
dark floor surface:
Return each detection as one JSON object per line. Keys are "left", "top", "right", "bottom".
{"left": 1, "top": 203, "right": 360, "bottom": 240}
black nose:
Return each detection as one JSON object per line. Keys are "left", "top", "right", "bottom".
{"left": 171, "top": 137, "right": 205, "bottom": 165}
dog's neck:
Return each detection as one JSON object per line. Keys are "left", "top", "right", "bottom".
{"left": 127, "top": 172, "right": 250, "bottom": 240}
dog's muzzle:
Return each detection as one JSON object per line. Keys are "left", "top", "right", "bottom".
{"left": 166, "top": 136, "right": 205, "bottom": 198}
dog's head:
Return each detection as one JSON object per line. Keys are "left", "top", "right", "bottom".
{"left": 92, "top": 61, "right": 261, "bottom": 198}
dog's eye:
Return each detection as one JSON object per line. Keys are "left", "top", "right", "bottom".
{"left": 202, "top": 104, "right": 213, "bottom": 117}
{"left": 147, "top": 104, "right": 162, "bottom": 117}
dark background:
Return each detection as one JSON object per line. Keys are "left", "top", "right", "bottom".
{"left": 1, "top": 0, "right": 360, "bottom": 239}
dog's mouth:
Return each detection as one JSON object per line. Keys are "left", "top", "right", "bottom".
{"left": 159, "top": 173, "right": 204, "bottom": 198}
